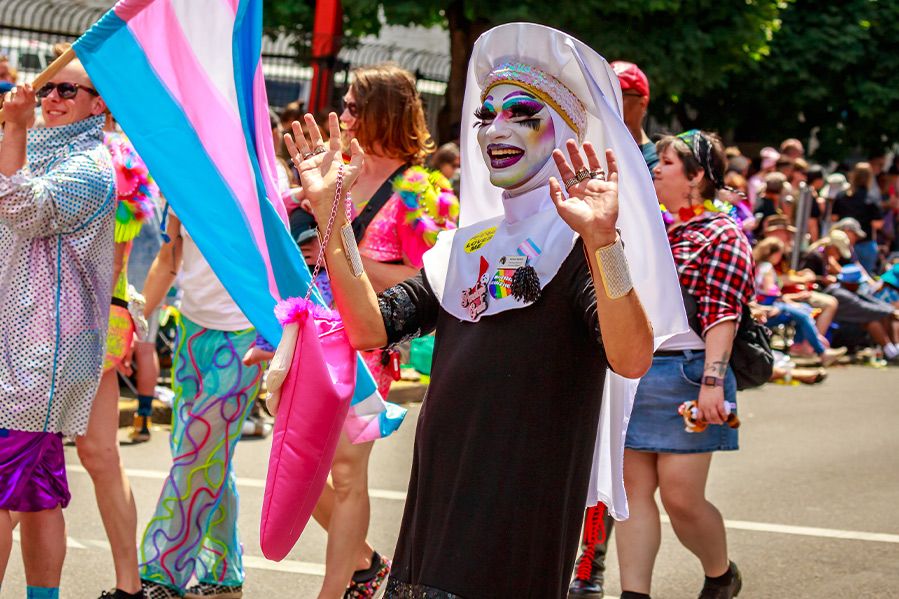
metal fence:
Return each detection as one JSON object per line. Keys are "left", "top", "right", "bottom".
{"left": 0, "top": 0, "right": 451, "bottom": 133}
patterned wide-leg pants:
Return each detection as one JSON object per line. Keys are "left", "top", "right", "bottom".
{"left": 139, "top": 315, "right": 263, "bottom": 591}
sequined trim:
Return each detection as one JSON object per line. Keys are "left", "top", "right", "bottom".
{"left": 378, "top": 285, "right": 421, "bottom": 347}
{"left": 482, "top": 62, "right": 587, "bottom": 138}
{"left": 384, "top": 578, "right": 462, "bottom": 599}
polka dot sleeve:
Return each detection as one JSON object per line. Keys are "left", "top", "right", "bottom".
{"left": 0, "top": 149, "right": 114, "bottom": 238}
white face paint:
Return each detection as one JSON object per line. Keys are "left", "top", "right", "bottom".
{"left": 475, "top": 83, "right": 556, "bottom": 190}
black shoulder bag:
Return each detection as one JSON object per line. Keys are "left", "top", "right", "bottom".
{"left": 681, "top": 287, "right": 774, "bottom": 391}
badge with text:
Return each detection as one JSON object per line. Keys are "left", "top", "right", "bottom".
{"left": 490, "top": 256, "right": 526, "bottom": 299}
{"left": 464, "top": 227, "right": 497, "bottom": 253}
{"left": 461, "top": 256, "right": 490, "bottom": 318}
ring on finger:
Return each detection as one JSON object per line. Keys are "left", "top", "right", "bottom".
{"left": 301, "top": 150, "right": 316, "bottom": 160}
{"left": 564, "top": 176, "right": 580, "bottom": 190}
{"left": 312, "top": 145, "right": 327, "bottom": 156}
{"left": 590, "top": 169, "right": 606, "bottom": 181}
{"left": 575, "top": 167, "right": 591, "bottom": 182}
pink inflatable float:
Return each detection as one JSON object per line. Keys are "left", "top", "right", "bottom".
{"left": 259, "top": 297, "right": 357, "bottom": 561}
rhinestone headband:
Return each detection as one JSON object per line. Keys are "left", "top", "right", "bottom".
{"left": 481, "top": 62, "right": 587, "bottom": 139}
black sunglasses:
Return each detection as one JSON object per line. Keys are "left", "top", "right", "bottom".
{"left": 36, "top": 81, "right": 100, "bottom": 100}
{"left": 342, "top": 97, "right": 359, "bottom": 118}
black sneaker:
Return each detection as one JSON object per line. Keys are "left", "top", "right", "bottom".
{"left": 98, "top": 590, "right": 148, "bottom": 599}
{"left": 183, "top": 582, "right": 242, "bottom": 598}
{"left": 141, "top": 581, "right": 182, "bottom": 599}
{"left": 698, "top": 562, "right": 742, "bottom": 599}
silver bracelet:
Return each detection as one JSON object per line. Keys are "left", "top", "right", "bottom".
{"left": 592, "top": 233, "right": 633, "bottom": 300}
{"left": 340, "top": 223, "right": 364, "bottom": 277}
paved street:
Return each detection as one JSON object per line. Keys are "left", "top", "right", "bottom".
{"left": 4, "top": 365, "right": 899, "bottom": 598}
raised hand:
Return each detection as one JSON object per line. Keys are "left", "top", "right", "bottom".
{"left": 548, "top": 140, "right": 619, "bottom": 249}
{"left": 1, "top": 84, "right": 36, "bottom": 129}
{"left": 283, "top": 112, "right": 364, "bottom": 223}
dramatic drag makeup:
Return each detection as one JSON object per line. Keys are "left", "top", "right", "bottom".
{"left": 476, "top": 83, "right": 556, "bottom": 190}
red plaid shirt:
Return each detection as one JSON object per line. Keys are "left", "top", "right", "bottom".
{"left": 668, "top": 212, "right": 755, "bottom": 334}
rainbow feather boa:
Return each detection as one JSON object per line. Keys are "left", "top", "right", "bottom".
{"left": 105, "top": 132, "right": 160, "bottom": 243}
{"left": 392, "top": 166, "right": 459, "bottom": 248}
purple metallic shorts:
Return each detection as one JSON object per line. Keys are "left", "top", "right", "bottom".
{"left": 0, "top": 429, "right": 71, "bottom": 512}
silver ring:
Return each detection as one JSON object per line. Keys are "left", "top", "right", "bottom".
{"left": 564, "top": 176, "right": 580, "bottom": 190}
{"left": 590, "top": 170, "right": 606, "bottom": 181}
{"left": 575, "top": 167, "right": 591, "bottom": 182}
{"left": 301, "top": 151, "right": 315, "bottom": 160}
{"left": 311, "top": 145, "right": 327, "bottom": 156}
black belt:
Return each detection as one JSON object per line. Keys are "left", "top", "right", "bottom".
{"left": 111, "top": 297, "right": 129, "bottom": 309}
{"left": 654, "top": 349, "right": 704, "bottom": 357}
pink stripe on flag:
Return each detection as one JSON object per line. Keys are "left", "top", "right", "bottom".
{"left": 222, "top": 0, "right": 241, "bottom": 15}
{"left": 113, "top": 0, "right": 155, "bottom": 21}
{"left": 253, "top": 61, "right": 289, "bottom": 220}
{"left": 127, "top": 0, "right": 280, "bottom": 299}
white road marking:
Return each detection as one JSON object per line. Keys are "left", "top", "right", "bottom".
{"left": 67, "top": 464, "right": 899, "bottom": 545}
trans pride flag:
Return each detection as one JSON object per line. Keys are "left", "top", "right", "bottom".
{"left": 72, "top": 0, "right": 404, "bottom": 441}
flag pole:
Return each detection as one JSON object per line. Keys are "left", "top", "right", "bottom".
{"left": 0, "top": 47, "right": 78, "bottom": 122}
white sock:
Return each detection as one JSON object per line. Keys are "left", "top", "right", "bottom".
{"left": 884, "top": 343, "right": 899, "bottom": 359}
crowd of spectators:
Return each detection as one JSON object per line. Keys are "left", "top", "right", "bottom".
{"left": 723, "top": 140, "right": 899, "bottom": 381}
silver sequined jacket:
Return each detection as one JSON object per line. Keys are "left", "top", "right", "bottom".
{"left": 0, "top": 115, "right": 115, "bottom": 435}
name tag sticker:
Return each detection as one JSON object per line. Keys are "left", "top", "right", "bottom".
{"left": 498, "top": 255, "right": 527, "bottom": 269}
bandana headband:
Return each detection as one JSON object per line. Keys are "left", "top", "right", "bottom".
{"left": 482, "top": 62, "right": 587, "bottom": 140}
{"left": 677, "top": 129, "right": 747, "bottom": 201}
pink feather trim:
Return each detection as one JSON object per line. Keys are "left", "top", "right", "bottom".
{"left": 274, "top": 296, "right": 340, "bottom": 325}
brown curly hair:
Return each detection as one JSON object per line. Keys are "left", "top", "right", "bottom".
{"left": 348, "top": 63, "right": 435, "bottom": 165}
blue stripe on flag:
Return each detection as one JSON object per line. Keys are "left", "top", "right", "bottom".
{"left": 74, "top": 12, "right": 284, "bottom": 344}
{"left": 73, "top": 8, "right": 395, "bottom": 415}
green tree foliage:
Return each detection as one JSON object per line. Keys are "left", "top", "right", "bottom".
{"left": 264, "top": 0, "right": 898, "bottom": 158}
{"left": 687, "top": 0, "right": 899, "bottom": 161}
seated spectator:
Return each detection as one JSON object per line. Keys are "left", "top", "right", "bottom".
{"left": 820, "top": 173, "right": 850, "bottom": 231}
{"left": 748, "top": 146, "right": 780, "bottom": 204}
{"left": 762, "top": 216, "right": 840, "bottom": 338}
{"left": 826, "top": 264, "right": 899, "bottom": 361}
{"left": 873, "top": 262, "right": 899, "bottom": 308}
{"left": 805, "top": 165, "right": 826, "bottom": 239}
{"left": 775, "top": 156, "right": 795, "bottom": 181}
{"left": 755, "top": 172, "right": 789, "bottom": 226}
{"left": 801, "top": 230, "right": 852, "bottom": 286}
{"left": 720, "top": 171, "right": 756, "bottom": 236}
{"left": 832, "top": 217, "right": 878, "bottom": 283}
{"left": 832, "top": 162, "right": 883, "bottom": 273}
{"left": 753, "top": 238, "right": 845, "bottom": 365}
{"left": 780, "top": 138, "right": 805, "bottom": 159}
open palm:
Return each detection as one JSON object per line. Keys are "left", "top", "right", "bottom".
{"left": 549, "top": 140, "right": 620, "bottom": 248}
{"left": 283, "top": 112, "right": 364, "bottom": 221}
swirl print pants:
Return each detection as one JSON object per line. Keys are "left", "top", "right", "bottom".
{"left": 139, "top": 315, "right": 263, "bottom": 591}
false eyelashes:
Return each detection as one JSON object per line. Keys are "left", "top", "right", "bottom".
{"left": 474, "top": 105, "right": 497, "bottom": 128}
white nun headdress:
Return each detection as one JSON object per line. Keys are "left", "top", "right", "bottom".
{"left": 423, "top": 23, "right": 689, "bottom": 519}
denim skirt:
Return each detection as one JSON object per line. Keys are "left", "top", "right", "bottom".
{"left": 625, "top": 349, "right": 739, "bottom": 453}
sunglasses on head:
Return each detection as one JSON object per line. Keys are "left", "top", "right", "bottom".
{"left": 36, "top": 81, "right": 99, "bottom": 100}
{"left": 342, "top": 98, "right": 359, "bottom": 118}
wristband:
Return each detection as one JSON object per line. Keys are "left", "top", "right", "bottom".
{"left": 702, "top": 375, "right": 725, "bottom": 388}
{"left": 340, "top": 222, "right": 364, "bottom": 277}
{"left": 592, "top": 232, "right": 633, "bottom": 300}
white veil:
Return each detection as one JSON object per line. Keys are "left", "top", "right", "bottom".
{"left": 428, "top": 23, "right": 689, "bottom": 518}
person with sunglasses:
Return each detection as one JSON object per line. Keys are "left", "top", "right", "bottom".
{"left": 274, "top": 64, "right": 457, "bottom": 599}
{"left": 0, "top": 60, "right": 116, "bottom": 599}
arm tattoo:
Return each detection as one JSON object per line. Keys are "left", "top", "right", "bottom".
{"left": 705, "top": 354, "right": 730, "bottom": 377}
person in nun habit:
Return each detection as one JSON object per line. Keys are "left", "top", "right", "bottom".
{"left": 285, "top": 23, "right": 688, "bottom": 599}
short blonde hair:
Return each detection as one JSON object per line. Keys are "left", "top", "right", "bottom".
{"left": 349, "top": 63, "right": 434, "bottom": 165}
